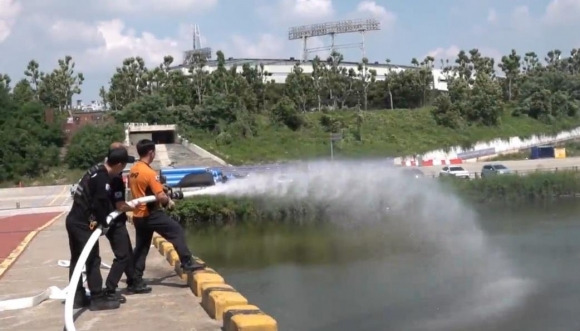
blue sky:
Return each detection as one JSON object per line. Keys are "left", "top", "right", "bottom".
{"left": 0, "top": 0, "right": 578, "bottom": 102}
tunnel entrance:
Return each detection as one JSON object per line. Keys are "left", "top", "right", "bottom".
{"left": 128, "top": 130, "right": 175, "bottom": 145}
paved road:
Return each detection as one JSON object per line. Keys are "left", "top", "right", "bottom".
{"left": 0, "top": 212, "right": 61, "bottom": 263}
{"left": 0, "top": 185, "right": 71, "bottom": 212}
{"left": 0, "top": 214, "right": 220, "bottom": 331}
{"left": 419, "top": 157, "right": 580, "bottom": 177}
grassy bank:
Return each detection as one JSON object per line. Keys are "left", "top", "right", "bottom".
{"left": 445, "top": 171, "right": 580, "bottom": 204}
{"left": 173, "top": 170, "right": 580, "bottom": 226}
{"left": 183, "top": 107, "right": 580, "bottom": 165}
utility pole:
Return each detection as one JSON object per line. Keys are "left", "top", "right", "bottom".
{"left": 330, "top": 133, "right": 342, "bottom": 161}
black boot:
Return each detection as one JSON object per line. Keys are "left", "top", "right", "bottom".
{"left": 72, "top": 291, "right": 90, "bottom": 309}
{"left": 104, "top": 288, "right": 126, "bottom": 304}
{"left": 181, "top": 257, "right": 206, "bottom": 273}
{"left": 126, "top": 278, "right": 152, "bottom": 294}
{"left": 89, "top": 292, "right": 121, "bottom": 311}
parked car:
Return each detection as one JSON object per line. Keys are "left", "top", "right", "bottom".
{"left": 481, "top": 164, "right": 511, "bottom": 177}
{"left": 402, "top": 168, "right": 425, "bottom": 179}
{"left": 439, "top": 166, "right": 470, "bottom": 179}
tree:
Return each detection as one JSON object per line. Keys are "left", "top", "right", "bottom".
{"left": 499, "top": 49, "right": 521, "bottom": 101}
{"left": 285, "top": 63, "right": 313, "bottom": 112}
{"left": 384, "top": 59, "right": 394, "bottom": 109}
{"left": 65, "top": 124, "right": 124, "bottom": 169}
{"left": 310, "top": 56, "right": 325, "bottom": 111}
{"left": 51, "top": 55, "right": 84, "bottom": 116}
{"left": 188, "top": 52, "right": 209, "bottom": 106}
{"left": 271, "top": 96, "right": 304, "bottom": 130}
{"left": 12, "top": 79, "right": 35, "bottom": 104}
{"left": 107, "top": 56, "right": 149, "bottom": 110}
{"left": 24, "top": 60, "right": 41, "bottom": 100}
{"left": 357, "top": 57, "right": 377, "bottom": 111}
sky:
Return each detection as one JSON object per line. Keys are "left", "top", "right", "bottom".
{"left": 0, "top": 0, "right": 579, "bottom": 102}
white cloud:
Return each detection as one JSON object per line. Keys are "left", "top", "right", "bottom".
{"left": 287, "top": 0, "right": 334, "bottom": 19}
{"left": 356, "top": 1, "right": 396, "bottom": 27}
{"left": 512, "top": 5, "right": 532, "bottom": 31}
{"left": 100, "top": 0, "right": 218, "bottom": 15}
{"left": 229, "top": 33, "right": 286, "bottom": 58}
{"left": 77, "top": 20, "right": 188, "bottom": 72}
{"left": 257, "top": 0, "right": 334, "bottom": 25}
{"left": 544, "top": 0, "right": 580, "bottom": 25}
{"left": 48, "top": 20, "right": 104, "bottom": 45}
{"left": 487, "top": 8, "right": 497, "bottom": 23}
{"left": 0, "top": 0, "right": 21, "bottom": 43}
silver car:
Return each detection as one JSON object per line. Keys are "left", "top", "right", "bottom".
{"left": 481, "top": 164, "right": 511, "bottom": 177}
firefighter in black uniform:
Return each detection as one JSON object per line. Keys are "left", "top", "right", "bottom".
{"left": 66, "top": 147, "right": 130, "bottom": 311}
{"left": 103, "top": 142, "right": 152, "bottom": 297}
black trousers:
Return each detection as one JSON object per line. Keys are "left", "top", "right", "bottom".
{"left": 104, "top": 222, "right": 136, "bottom": 290}
{"left": 65, "top": 216, "right": 103, "bottom": 296}
{"left": 132, "top": 210, "right": 192, "bottom": 280}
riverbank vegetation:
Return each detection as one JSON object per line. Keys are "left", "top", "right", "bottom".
{"left": 171, "top": 170, "right": 580, "bottom": 226}
{"left": 2, "top": 47, "right": 580, "bottom": 183}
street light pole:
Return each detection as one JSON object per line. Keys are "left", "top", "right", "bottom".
{"left": 330, "top": 132, "right": 342, "bottom": 161}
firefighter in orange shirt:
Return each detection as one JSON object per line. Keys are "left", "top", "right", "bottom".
{"left": 128, "top": 139, "right": 205, "bottom": 288}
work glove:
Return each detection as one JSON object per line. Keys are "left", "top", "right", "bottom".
{"left": 163, "top": 184, "right": 171, "bottom": 194}
{"left": 166, "top": 199, "right": 176, "bottom": 210}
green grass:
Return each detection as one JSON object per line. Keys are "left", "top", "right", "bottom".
{"left": 0, "top": 167, "right": 85, "bottom": 188}
{"left": 184, "top": 107, "right": 580, "bottom": 165}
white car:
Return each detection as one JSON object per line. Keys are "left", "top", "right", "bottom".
{"left": 439, "top": 166, "right": 470, "bottom": 179}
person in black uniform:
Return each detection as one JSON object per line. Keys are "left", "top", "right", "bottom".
{"left": 66, "top": 147, "right": 130, "bottom": 311}
{"left": 103, "top": 142, "right": 152, "bottom": 298}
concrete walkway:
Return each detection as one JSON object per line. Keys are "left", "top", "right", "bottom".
{"left": 0, "top": 213, "right": 221, "bottom": 331}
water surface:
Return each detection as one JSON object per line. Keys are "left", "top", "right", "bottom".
{"left": 186, "top": 200, "right": 580, "bottom": 331}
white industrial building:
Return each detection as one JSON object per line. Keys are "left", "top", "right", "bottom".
{"left": 172, "top": 58, "right": 449, "bottom": 91}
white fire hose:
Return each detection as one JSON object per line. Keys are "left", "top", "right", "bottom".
{"left": 0, "top": 261, "right": 111, "bottom": 311}
{"left": 0, "top": 189, "right": 206, "bottom": 329}
{"left": 64, "top": 190, "right": 201, "bottom": 331}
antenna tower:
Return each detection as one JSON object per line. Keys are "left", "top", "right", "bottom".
{"left": 193, "top": 24, "right": 202, "bottom": 50}
{"left": 182, "top": 24, "right": 212, "bottom": 65}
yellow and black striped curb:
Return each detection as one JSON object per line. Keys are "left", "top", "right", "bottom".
{"left": 152, "top": 233, "right": 278, "bottom": 331}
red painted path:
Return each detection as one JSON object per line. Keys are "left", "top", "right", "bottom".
{"left": 0, "top": 212, "right": 61, "bottom": 263}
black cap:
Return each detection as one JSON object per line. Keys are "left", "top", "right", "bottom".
{"left": 106, "top": 147, "right": 132, "bottom": 165}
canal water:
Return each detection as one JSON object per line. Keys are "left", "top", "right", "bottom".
{"left": 186, "top": 200, "right": 580, "bottom": 331}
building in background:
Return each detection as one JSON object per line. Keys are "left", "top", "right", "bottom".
{"left": 45, "top": 108, "right": 111, "bottom": 143}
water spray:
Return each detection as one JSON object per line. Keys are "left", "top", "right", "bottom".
{"left": 196, "top": 160, "right": 535, "bottom": 329}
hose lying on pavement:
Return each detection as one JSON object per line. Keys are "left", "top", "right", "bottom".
{"left": 0, "top": 261, "right": 110, "bottom": 312}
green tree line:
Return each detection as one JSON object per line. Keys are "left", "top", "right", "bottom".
{"left": 2, "top": 47, "right": 580, "bottom": 182}
{"left": 0, "top": 56, "right": 119, "bottom": 183}
{"left": 103, "top": 48, "right": 580, "bottom": 136}
{"left": 432, "top": 49, "right": 580, "bottom": 128}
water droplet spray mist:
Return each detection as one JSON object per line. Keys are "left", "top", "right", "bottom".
{"left": 193, "top": 160, "right": 535, "bottom": 329}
